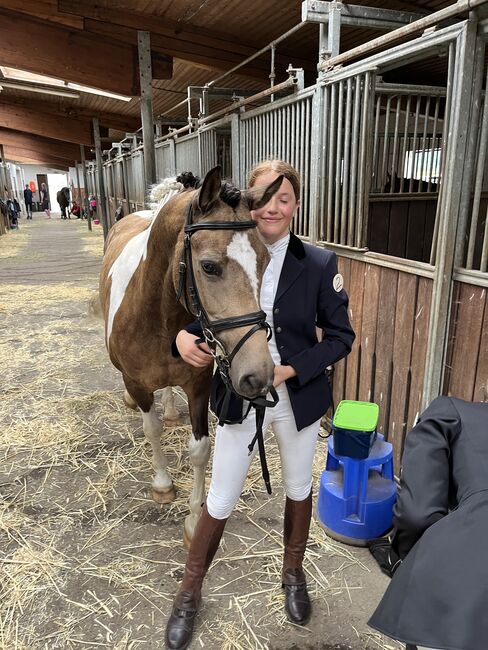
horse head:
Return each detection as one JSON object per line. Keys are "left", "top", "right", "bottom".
{"left": 174, "top": 166, "right": 282, "bottom": 400}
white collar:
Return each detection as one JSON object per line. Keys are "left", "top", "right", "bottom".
{"left": 266, "top": 232, "right": 290, "bottom": 256}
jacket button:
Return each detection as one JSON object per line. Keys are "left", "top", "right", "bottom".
{"left": 274, "top": 308, "right": 280, "bottom": 315}
{"left": 276, "top": 326, "right": 282, "bottom": 333}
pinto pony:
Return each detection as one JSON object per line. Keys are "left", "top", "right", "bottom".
{"left": 99, "top": 167, "right": 280, "bottom": 543}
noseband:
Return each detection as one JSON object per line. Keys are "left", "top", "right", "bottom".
{"left": 176, "top": 200, "right": 279, "bottom": 493}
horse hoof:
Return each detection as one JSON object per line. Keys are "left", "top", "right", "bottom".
{"left": 152, "top": 486, "right": 176, "bottom": 504}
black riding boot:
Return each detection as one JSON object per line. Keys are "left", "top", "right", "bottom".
{"left": 165, "top": 505, "right": 227, "bottom": 650}
{"left": 282, "top": 491, "right": 312, "bottom": 625}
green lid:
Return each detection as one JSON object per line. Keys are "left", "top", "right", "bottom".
{"left": 333, "top": 400, "right": 379, "bottom": 432}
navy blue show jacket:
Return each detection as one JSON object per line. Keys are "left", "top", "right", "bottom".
{"left": 178, "top": 233, "right": 355, "bottom": 431}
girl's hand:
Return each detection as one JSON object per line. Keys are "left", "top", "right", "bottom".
{"left": 176, "top": 331, "right": 213, "bottom": 368}
{"left": 273, "top": 364, "right": 297, "bottom": 387}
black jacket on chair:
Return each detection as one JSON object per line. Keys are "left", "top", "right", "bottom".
{"left": 369, "top": 396, "right": 488, "bottom": 650}
{"left": 178, "top": 232, "right": 355, "bottom": 431}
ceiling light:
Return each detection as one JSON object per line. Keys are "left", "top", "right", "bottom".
{"left": 0, "top": 80, "right": 80, "bottom": 98}
{"left": 66, "top": 83, "right": 132, "bottom": 102}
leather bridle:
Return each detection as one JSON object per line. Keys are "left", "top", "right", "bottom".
{"left": 176, "top": 199, "right": 279, "bottom": 493}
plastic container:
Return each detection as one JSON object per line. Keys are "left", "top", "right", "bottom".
{"left": 332, "top": 400, "right": 379, "bottom": 459}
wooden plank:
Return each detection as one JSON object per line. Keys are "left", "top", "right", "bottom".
{"left": 387, "top": 200, "right": 409, "bottom": 258}
{"left": 0, "top": 129, "right": 93, "bottom": 160}
{"left": 389, "top": 272, "right": 417, "bottom": 472}
{"left": 407, "top": 277, "right": 432, "bottom": 430}
{"left": 473, "top": 289, "right": 488, "bottom": 402}
{"left": 0, "top": 0, "right": 83, "bottom": 28}
{"left": 374, "top": 267, "right": 398, "bottom": 437}
{"left": 332, "top": 255, "right": 351, "bottom": 409}
{"left": 0, "top": 102, "right": 93, "bottom": 145}
{"left": 447, "top": 283, "right": 485, "bottom": 400}
{"left": 0, "top": 8, "right": 172, "bottom": 97}
{"left": 405, "top": 199, "right": 427, "bottom": 261}
{"left": 3, "top": 145, "right": 75, "bottom": 166}
{"left": 344, "top": 259, "right": 365, "bottom": 401}
{"left": 358, "top": 264, "right": 381, "bottom": 403}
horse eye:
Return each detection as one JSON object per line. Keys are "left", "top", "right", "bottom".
{"left": 200, "top": 261, "right": 221, "bottom": 276}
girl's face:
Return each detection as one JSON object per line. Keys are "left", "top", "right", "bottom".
{"left": 250, "top": 171, "right": 299, "bottom": 245}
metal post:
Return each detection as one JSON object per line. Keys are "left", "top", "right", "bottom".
{"left": 230, "top": 114, "right": 241, "bottom": 185}
{"left": 80, "top": 145, "right": 91, "bottom": 231}
{"left": 137, "top": 30, "right": 156, "bottom": 206}
{"left": 422, "top": 20, "right": 478, "bottom": 406}
{"left": 75, "top": 160, "right": 82, "bottom": 209}
{"left": 329, "top": 2, "right": 342, "bottom": 58}
{"left": 92, "top": 117, "right": 109, "bottom": 238}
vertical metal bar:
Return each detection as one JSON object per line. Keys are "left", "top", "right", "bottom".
{"left": 399, "top": 95, "right": 411, "bottom": 193}
{"left": 348, "top": 74, "right": 361, "bottom": 245}
{"left": 80, "top": 145, "right": 91, "bottom": 231}
{"left": 420, "top": 95, "right": 431, "bottom": 187}
{"left": 423, "top": 21, "right": 477, "bottom": 407}
{"left": 372, "top": 94, "right": 381, "bottom": 191}
{"left": 380, "top": 95, "right": 392, "bottom": 191}
{"left": 390, "top": 95, "right": 402, "bottom": 194}
{"left": 75, "top": 161, "right": 81, "bottom": 208}
{"left": 334, "top": 80, "right": 344, "bottom": 243}
{"left": 409, "top": 96, "right": 421, "bottom": 192}
{"left": 341, "top": 78, "right": 353, "bottom": 245}
{"left": 430, "top": 42, "right": 455, "bottom": 265}
{"left": 299, "top": 100, "right": 306, "bottom": 235}
{"left": 327, "top": 83, "right": 337, "bottom": 242}
{"left": 92, "top": 117, "right": 108, "bottom": 239}
{"left": 481, "top": 203, "right": 488, "bottom": 272}
{"left": 291, "top": 103, "right": 296, "bottom": 168}
{"left": 328, "top": 2, "right": 342, "bottom": 58}
{"left": 427, "top": 97, "right": 440, "bottom": 192}
{"left": 137, "top": 31, "right": 156, "bottom": 205}
{"left": 320, "top": 85, "right": 330, "bottom": 242}
{"left": 358, "top": 70, "right": 375, "bottom": 247}
{"left": 304, "top": 95, "right": 312, "bottom": 239}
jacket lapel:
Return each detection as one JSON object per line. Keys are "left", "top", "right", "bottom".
{"left": 274, "top": 232, "right": 305, "bottom": 304}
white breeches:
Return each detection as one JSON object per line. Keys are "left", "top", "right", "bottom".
{"left": 207, "top": 383, "right": 321, "bottom": 520}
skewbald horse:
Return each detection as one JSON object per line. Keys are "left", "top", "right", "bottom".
{"left": 99, "top": 167, "right": 281, "bottom": 544}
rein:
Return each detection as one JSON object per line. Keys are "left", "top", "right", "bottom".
{"left": 176, "top": 201, "right": 278, "bottom": 494}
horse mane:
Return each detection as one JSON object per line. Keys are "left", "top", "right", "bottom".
{"left": 148, "top": 172, "right": 241, "bottom": 216}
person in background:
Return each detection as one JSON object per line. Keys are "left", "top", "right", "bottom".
{"left": 40, "top": 182, "right": 51, "bottom": 219}
{"left": 71, "top": 200, "right": 81, "bottom": 219}
{"left": 368, "top": 396, "right": 488, "bottom": 650}
{"left": 23, "top": 185, "right": 33, "bottom": 219}
{"left": 165, "top": 160, "right": 355, "bottom": 650}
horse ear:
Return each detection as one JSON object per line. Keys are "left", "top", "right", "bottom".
{"left": 197, "top": 166, "right": 222, "bottom": 213}
{"left": 246, "top": 174, "right": 284, "bottom": 211}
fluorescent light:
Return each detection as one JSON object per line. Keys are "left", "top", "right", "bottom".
{"left": 66, "top": 82, "right": 132, "bottom": 102}
{"left": 0, "top": 80, "right": 80, "bottom": 98}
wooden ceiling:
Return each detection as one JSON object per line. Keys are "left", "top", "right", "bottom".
{"left": 0, "top": 0, "right": 456, "bottom": 169}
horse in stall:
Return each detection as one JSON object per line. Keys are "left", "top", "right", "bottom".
{"left": 99, "top": 166, "right": 281, "bottom": 544}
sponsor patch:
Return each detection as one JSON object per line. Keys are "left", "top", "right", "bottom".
{"left": 333, "top": 273, "right": 344, "bottom": 292}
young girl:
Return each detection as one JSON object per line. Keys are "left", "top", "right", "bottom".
{"left": 165, "top": 160, "right": 355, "bottom": 650}
{"left": 40, "top": 182, "right": 50, "bottom": 219}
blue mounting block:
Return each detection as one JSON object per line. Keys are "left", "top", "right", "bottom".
{"left": 317, "top": 434, "right": 397, "bottom": 546}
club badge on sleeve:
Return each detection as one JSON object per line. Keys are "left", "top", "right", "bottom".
{"left": 333, "top": 273, "right": 344, "bottom": 292}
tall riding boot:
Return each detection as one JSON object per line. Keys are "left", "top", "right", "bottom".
{"left": 282, "top": 491, "right": 312, "bottom": 625}
{"left": 165, "top": 504, "right": 227, "bottom": 650}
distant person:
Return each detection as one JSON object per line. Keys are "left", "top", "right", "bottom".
{"left": 23, "top": 185, "right": 33, "bottom": 219}
{"left": 40, "top": 182, "right": 51, "bottom": 219}
{"left": 89, "top": 194, "right": 97, "bottom": 218}
{"left": 71, "top": 200, "right": 81, "bottom": 219}
{"left": 369, "top": 396, "right": 488, "bottom": 650}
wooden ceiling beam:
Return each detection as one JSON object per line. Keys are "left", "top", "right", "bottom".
{"left": 0, "top": 129, "right": 94, "bottom": 161}
{"left": 3, "top": 149, "right": 71, "bottom": 169}
{"left": 4, "top": 145, "right": 75, "bottom": 166}
{"left": 0, "top": 102, "right": 93, "bottom": 145}
{"left": 0, "top": 0, "right": 83, "bottom": 29}
{"left": 59, "top": 0, "right": 312, "bottom": 77}
{"left": 0, "top": 8, "right": 173, "bottom": 98}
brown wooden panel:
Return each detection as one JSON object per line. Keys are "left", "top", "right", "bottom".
{"left": 422, "top": 201, "right": 437, "bottom": 263}
{"left": 332, "top": 255, "right": 351, "bottom": 409}
{"left": 473, "top": 291, "right": 488, "bottom": 402}
{"left": 387, "top": 201, "right": 409, "bottom": 258}
{"left": 358, "top": 264, "right": 381, "bottom": 403}
{"left": 447, "top": 283, "right": 485, "bottom": 401}
{"left": 344, "top": 259, "right": 365, "bottom": 401}
{"left": 407, "top": 277, "right": 432, "bottom": 431}
{"left": 367, "top": 201, "right": 390, "bottom": 254}
{"left": 374, "top": 267, "right": 398, "bottom": 436}
{"left": 389, "top": 272, "right": 418, "bottom": 472}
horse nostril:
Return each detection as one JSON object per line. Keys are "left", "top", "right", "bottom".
{"left": 240, "top": 373, "right": 262, "bottom": 395}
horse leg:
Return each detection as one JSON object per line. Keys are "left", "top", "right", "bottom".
{"left": 123, "top": 389, "right": 138, "bottom": 410}
{"left": 161, "top": 386, "right": 179, "bottom": 425}
{"left": 183, "top": 382, "right": 211, "bottom": 548}
{"left": 124, "top": 378, "right": 176, "bottom": 504}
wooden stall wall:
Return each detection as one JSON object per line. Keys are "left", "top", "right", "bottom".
{"left": 332, "top": 255, "right": 432, "bottom": 472}
{"left": 444, "top": 282, "right": 488, "bottom": 402}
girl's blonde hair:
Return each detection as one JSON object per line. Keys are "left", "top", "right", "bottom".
{"left": 248, "top": 160, "right": 300, "bottom": 200}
